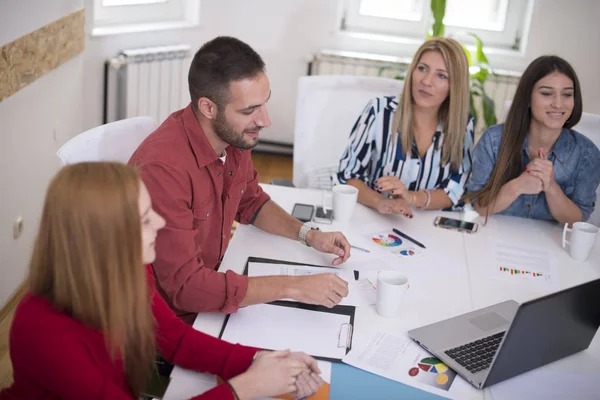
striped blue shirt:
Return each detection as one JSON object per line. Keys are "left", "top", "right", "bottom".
{"left": 337, "top": 96, "right": 475, "bottom": 207}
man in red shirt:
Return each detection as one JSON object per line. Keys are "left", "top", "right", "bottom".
{"left": 130, "top": 36, "right": 351, "bottom": 323}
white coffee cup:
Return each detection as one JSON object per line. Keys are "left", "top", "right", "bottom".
{"left": 562, "top": 222, "right": 599, "bottom": 261}
{"left": 376, "top": 271, "right": 410, "bottom": 318}
{"left": 324, "top": 185, "right": 358, "bottom": 222}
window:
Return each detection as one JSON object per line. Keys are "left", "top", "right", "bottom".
{"left": 91, "top": 0, "right": 200, "bottom": 36}
{"left": 341, "top": 0, "right": 533, "bottom": 51}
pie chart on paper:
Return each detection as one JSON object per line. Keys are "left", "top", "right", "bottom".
{"left": 371, "top": 233, "right": 403, "bottom": 247}
{"left": 408, "top": 356, "right": 456, "bottom": 390}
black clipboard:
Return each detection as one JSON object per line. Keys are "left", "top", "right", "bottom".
{"left": 218, "top": 256, "right": 357, "bottom": 363}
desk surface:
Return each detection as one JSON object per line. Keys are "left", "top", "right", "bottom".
{"left": 164, "top": 184, "right": 600, "bottom": 400}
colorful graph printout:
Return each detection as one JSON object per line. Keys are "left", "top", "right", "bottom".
{"left": 372, "top": 233, "right": 403, "bottom": 247}
{"left": 408, "top": 357, "right": 456, "bottom": 391}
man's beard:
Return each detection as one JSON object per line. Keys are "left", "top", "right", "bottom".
{"left": 212, "top": 110, "right": 259, "bottom": 150}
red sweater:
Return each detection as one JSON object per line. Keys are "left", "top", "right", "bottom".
{"left": 0, "top": 265, "right": 258, "bottom": 399}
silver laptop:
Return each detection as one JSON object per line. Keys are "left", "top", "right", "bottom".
{"left": 408, "top": 278, "right": 600, "bottom": 389}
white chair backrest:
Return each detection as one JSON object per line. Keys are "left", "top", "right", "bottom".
{"left": 293, "top": 75, "right": 404, "bottom": 189}
{"left": 572, "top": 112, "right": 600, "bottom": 226}
{"left": 57, "top": 116, "right": 157, "bottom": 165}
{"left": 502, "top": 101, "right": 600, "bottom": 225}
{"left": 501, "top": 100, "right": 511, "bottom": 122}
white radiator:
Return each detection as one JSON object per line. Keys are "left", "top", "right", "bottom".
{"left": 104, "top": 45, "right": 192, "bottom": 124}
{"left": 309, "top": 50, "right": 521, "bottom": 135}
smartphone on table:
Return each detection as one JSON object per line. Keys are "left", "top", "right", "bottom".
{"left": 292, "top": 203, "right": 315, "bottom": 223}
{"left": 434, "top": 216, "right": 478, "bottom": 234}
{"left": 314, "top": 206, "right": 333, "bottom": 224}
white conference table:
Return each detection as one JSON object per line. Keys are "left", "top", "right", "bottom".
{"left": 164, "top": 184, "right": 600, "bottom": 400}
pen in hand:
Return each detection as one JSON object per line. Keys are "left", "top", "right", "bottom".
{"left": 350, "top": 245, "right": 370, "bottom": 253}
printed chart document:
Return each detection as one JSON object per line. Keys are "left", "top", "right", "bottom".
{"left": 342, "top": 330, "right": 474, "bottom": 399}
{"left": 492, "top": 241, "right": 559, "bottom": 289}
{"left": 220, "top": 302, "right": 353, "bottom": 361}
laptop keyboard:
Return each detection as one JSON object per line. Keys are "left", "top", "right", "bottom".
{"left": 444, "top": 331, "right": 506, "bottom": 374}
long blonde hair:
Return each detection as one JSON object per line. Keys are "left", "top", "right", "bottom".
{"left": 28, "top": 162, "right": 155, "bottom": 396}
{"left": 392, "top": 37, "right": 470, "bottom": 171}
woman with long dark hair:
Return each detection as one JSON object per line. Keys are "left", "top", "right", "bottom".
{"left": 468, "top": 55, "right": 600, "bottom": 224}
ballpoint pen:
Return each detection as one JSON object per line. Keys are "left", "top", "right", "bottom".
{"left": 350, "top": 245, "right": 370, "bottom": 253}
{"left": 392, "top": 228, "right": 426, "bottom": 249}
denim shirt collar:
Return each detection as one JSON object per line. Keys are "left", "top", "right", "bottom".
{"left": 521, "top": 128, "right": 574, "bottom": 164}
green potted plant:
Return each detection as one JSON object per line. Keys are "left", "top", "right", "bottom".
{"left": 429, "top": 0, "right": 497, "bottom": 129}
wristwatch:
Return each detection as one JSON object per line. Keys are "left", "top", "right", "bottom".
{"left": 298, "top": 222, "right": 317, "bottom": 247}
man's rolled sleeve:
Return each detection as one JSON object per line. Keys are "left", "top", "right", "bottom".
{"left": 139, "top": 162, "right": 249, "bottom": 314}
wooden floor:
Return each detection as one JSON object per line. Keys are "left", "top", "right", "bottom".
{"left": 251, "top": 152, "right": 293, "bottom": 184}
{"left": 0, "top": 151, "right": 293, "bottom": 391}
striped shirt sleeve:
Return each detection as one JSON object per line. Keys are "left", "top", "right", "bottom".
{"left": 337, "top": 98, "right": 380, "bottom": 185}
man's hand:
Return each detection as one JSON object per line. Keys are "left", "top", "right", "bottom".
{"left": 305, "top": 230, "right": 351, "bottom": 265}
{"left": 286, "top": 273, "right": 349, "bottom": 308}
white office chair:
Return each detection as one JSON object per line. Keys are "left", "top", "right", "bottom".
{"left": 502, "top": 101, "right": 600, "bottom": 225}
{"left": 293, "top": 75, "right": 404, "bottom": 189}
{"left": 57, "top": 116, "right": 157, "bottom": 165}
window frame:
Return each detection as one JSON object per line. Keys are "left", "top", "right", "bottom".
{"left": 90, "top": 0, "right": 200, "bottom": 36}
{"left": 340, "top": 0, "right": 534, "bottom": 51}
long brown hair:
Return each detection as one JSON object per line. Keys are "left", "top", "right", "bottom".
{"left": 28, "top": 162, "right": 156, "bottom": 396}
{"left": 470, "top": 55, "right": 583, "bottom": 213}
{"left": 392, "top": 37, "right": 470, "bottom": 171}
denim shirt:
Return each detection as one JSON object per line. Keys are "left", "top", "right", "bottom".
{"left": 467, "top": 123, "right": 600, "bottom": 222}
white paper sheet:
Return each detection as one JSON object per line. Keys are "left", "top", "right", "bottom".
{"left": 489, "top": 369, "right": 600, "bottom": 400}
{"left": 369, "top": 230, "right": 427, "bottom": 257}
{"left": 492, "top": 241, "right": 559, "bottom": 289}
{"left": 221, "top": 303, "right": 351, "bottom": 360}
{"left": 343, "top": 329, "right": 474, "bottom": 399}
{"left": 355, "top": 278, "right": 377, "bottom": 306}
{"left": 248, "top": 262, "right": 355, "bottom": 282}
{"left": 248, "top": 262, "right": 369, "bottom": 306}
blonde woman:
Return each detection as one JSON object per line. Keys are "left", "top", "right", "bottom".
{"left": 337, "top": 37, "right": 474, "bottom": 217}
{"left": 0, "top": 163, "right": 322, "bottom": 400}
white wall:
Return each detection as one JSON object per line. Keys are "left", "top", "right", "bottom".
{"left": 0, "top": 0, "right": 596, "bottom": 305}
{"left": 0, "top": 0, "right": 84, "bottom": 305}
{"left": 83, "top": 0, "right": 600, "bottom": 145}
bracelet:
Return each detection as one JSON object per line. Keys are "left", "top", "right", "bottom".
{"left": 224, "top": 380, "right": 240, "bottom": 400}
{"left": 422, "top": 190, "right": 431, "bottom": 210}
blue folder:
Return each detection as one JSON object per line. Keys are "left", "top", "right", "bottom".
{"left": 329, "top": 362, "right": 444, "bottom": 400}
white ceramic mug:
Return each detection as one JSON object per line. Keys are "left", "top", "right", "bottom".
{"left": 376, "top": 271, "right": 410, "bottom": 318}
{"left": 323, "top": 185, "right": 358, "bottom": 222}
{"left": 562, "top": 222, "right": 599, "bottom": 261}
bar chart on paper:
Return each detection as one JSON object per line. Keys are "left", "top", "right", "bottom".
{"left": 493, "top": 241, "right": 558, "bottom": 289}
